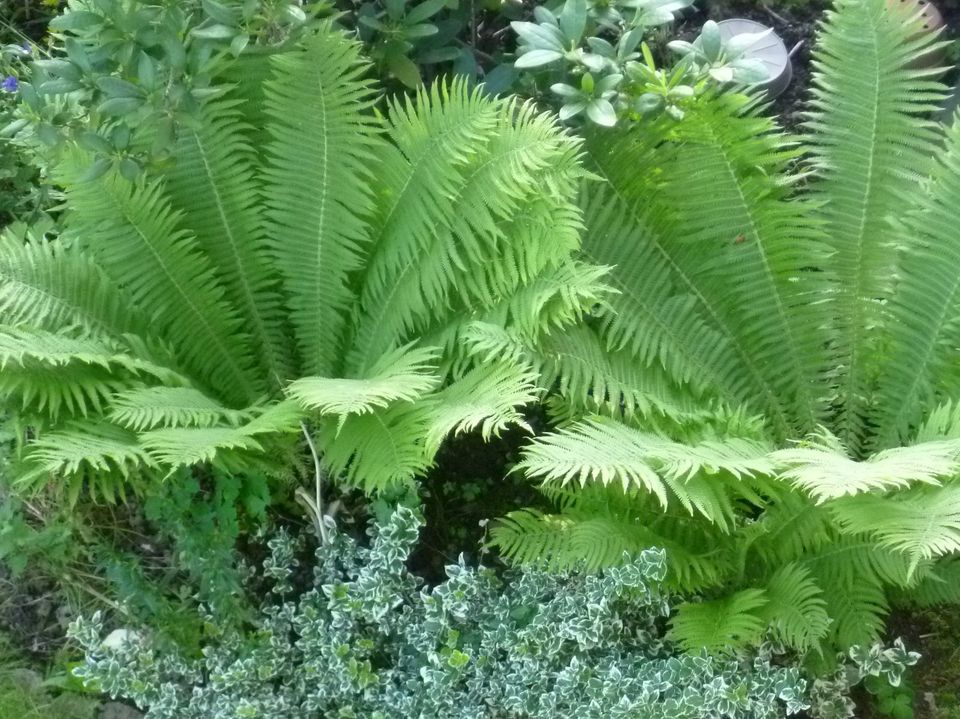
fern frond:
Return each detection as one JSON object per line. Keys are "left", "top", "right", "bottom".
{"left": 287, "top": 345, "right": 440, "bottom": 419}
{"left": 829, "top": 484, "right": 960, "bottom": 570}
{"left": 19, "top": 421, "right": 154, "bottom": 504}
{"left": 491, "top": 484, "right": 732, "bottom": 589}
{"left": 810, "top": 563, "right": 888, "bottom": 648}
{"left": 871, "top": 118, "right": 960, "bottom": 447}
{"left": 582, "top": 91, "right": 825, "bottom": 438}
{"left": 139, "top": 400, "right": 302, "bottom": 470}
{"left": 760, "top": 563, "right": 830, "bottom": 651}
{"left": 108, "top": 386, "right": 251, "bottom": 431}
{"left": 668, "top": 589, "right": 768, "bottom": 654}
{"left": 262, "top": 25, "right": 379, "bottom": 377}
{"left": 55, "top": 152, "right": 258, "bottom": 406}
{"left": 347, "top": 89, "right": 583, "bottom": 373}
{"left": 535, "top": 324, "right": 710, "bottom": 423}
{"left": 424, "top": 361, "right": 539, "bottom": 452}
{"left": 317, "top": 402, "right": 434, "bottom": 492}
{"left": 807, "top": 0, "right": 948, "bottom": 450}
{"left": 0, "top": 230, "right": 148, "bottom": 339}
{"left": 914, "top": 400, "right": 960, "bottom": 442}
{"left": 772, "top": 428, "right": 958, "bottom": 502}
{"left": 165, "top": 98, "right": 293, "bottom": 386}
{"left": 743, "top": 495, "right": 833, "bottom": 567}
{"left": 0, "top": 328, "right": 185, "bottom": 418}
{"left": 904, "top": 557, "right": 960, "bottom": 606}
{"left": 519, "top": 416, "right": 774, "bottom": 516}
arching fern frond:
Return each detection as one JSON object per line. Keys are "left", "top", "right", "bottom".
{"left": 18, "top": 421, "right": 155, "bottom": 504}
{"left": 518, "top": 416, "right": 774, "bottom": 516}
{"left": 491, "top": 490, "right": 730, "bottom": 590}
{"left": 829, "top": 484, "right": 960, "bottom": 571}
{"left": 287, "top": 345, "right": 440, "bottom": 419}
{"left": 140, "top": 400, "right": 302, "bottom": 470}
{"left": 772, "top": 428, "right": 958, "bottom": 502}
{"left": 108, "top": 386, "right": 251, "bottom": 431}
{"left": 903, "top": 557, "right": 960, "bottom": 606}
{"left": 423, "top": 361, "right": 539, "bottom": 452}
{"left": 0, "top": 230, "right": 148, "bottom": 339}
{"left": 55, "top": 153, "right": 258, "bottom": 407}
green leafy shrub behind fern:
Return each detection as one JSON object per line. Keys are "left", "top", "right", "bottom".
{"left": 490, "top": 0, "right": 960, "bottom": 658}
{"left": 0, "top": 22, "right": 604, "bottom": 499}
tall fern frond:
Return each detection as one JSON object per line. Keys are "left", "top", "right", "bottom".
{"left": 871, "top": 119, "right": 960, "bottom": 447}
{"left": 55, "top": 154, "right": 258, "bottom": 406}
{"left": 807, "top": 0, "right": 948, "bottom": 450}
{"left": 165, "top": 98, "right": 293, "bottom": 386}
{"left": 582, "top": 91, "right": 824, "bottom": 437}
{"left": 262, "top": 25, "right": 380, "bottom": 377}
{"left": 348, "top": 93, "right": 583, "bottom": 373}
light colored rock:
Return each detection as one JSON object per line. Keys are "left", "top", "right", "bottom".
{"left": 100, "top": 701, "right": 144, "bottom": 719}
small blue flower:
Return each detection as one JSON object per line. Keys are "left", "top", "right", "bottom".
{"left": 1, "top": 76, "right": 18, "bottom": 93}
{"left": 21, "top": 42, "right": 32, "bottom": 57}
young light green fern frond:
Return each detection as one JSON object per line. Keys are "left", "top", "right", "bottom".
{"left": 519, "top": 416, "right": 775, "bottom": 516}
{"left": 772, "top": 428, "right": 959, "bottom": 502}
{"left": 829, "top": 484, "right": 960, "bottom": 572}
{"left": 423, "top": 361, "right": 539, "bottom": 452}
{"left": 286, "top": 345, "right": 440, "bottom": 419}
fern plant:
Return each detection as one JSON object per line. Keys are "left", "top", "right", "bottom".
{"left": 491, "top": 0, "right": 960, "bottom": 658}
{"left": 0, "top": 23, "right": 602, "bottom": 501}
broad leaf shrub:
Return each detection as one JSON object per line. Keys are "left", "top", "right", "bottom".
{"left": 65, "top": 506, "right": 839, "bottom": 719}
{"left": 489, "top": 0, "right": 960, "bottom": 660}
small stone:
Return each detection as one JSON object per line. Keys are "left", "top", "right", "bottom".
{"left": 100, "top": 701, "right": 144, "bottom": 719}
{"left": 9, "top": 668, "right": 42, "bottom": 691}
